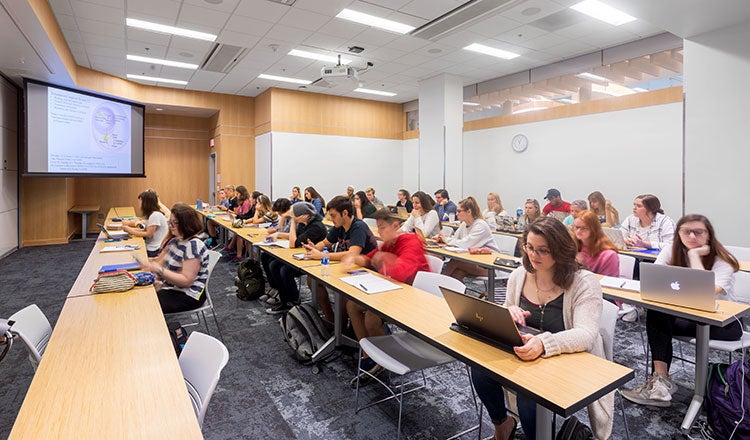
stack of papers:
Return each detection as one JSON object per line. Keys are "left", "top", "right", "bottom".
{"left": 100, "top": 244, "right": 140, "bottom": 253}
{"left": 600, "top": 276, "right": 641, "bottom": 292}
{"left": 256, "top": 239, "right": 290, "bottom": 248}
{"left": 340, "top": 273, "right": 403, "bottom": 294}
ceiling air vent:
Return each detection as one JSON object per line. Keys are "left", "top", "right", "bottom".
{"left": 410, "top": 0, "right": 522, "bottom": 41}
{"left": 200, "top": 43, "right": 247, "bottom": 73}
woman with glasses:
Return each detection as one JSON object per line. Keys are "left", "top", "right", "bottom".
{"left": 435, "top": 196, "right": 501, "bottom": 281}
{"left": 471, "top": 217, "right": 612, "bottom": 440}
{"left": 622, "top": 214, "right": 741, "bottom": 408}
{"left": 619, "top": 194, "right": 675, "bottom": 249}
{"left": 137, "top": 203, "right": 210, "bottom": 313}
{"left": 517, "top": 198, "right": 541, "bottom": 231}
{"left": 572, "top": 210, "right": 619, "bottom": 277}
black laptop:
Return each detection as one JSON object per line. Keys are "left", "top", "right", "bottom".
{"left": 440, "top": 286, "right": 539, "bottom": 353}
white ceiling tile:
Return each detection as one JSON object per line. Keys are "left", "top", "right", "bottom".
{"left": 157, "top": 66, "right": 195, "bottom": 81}
{"left": 399, "top": 0, "right": 460, "bottom": 20}
{"left": 71, "top": 50, "right": 89, "bottom": 66}
{"left": 347, "top": 0, "right": 395, "bottom": 17}
{"left": 389, "top": 35, "right": 430, "bottom": 52}
{"left": 126, "top": 42, "right": 169, "bottom": 58}
{"left": 177, "top": 4, "right": 229, "bottom": 32}
{"left": 236, "top": 80, "right": 267, "bottom": 97}
{"left": 183, "top": 0, "right": 240, "bottom": 13}
{"left": 293, "top": 0, "right": 354, "bottom": 17}
{"left": 419, "top": 57, "right": 455, "bottom": 71}
{"left": 67, "top": 41, "right": 85, "bottom": 54}
{"left": 84, "top": 44, "right": 125, "bottom": 59}
{"left": 49, "top": 0, "right": 74, "bottom": 15}
{"left": 542, "top": 39, "right": 597, "bottom": 58}
{"left": 126, "top": 60, "right": 162, "bottom": 76}
{"left": 413, "top": 42, "right": 457, "bottom": 58}
{"left": 618, "top": 20, "right": 666, "bottom": 38}
{"left": 55, "top": 14, "right": 78, "bottom": 31}
{"left": 126, "top": 0, "right": 180, "bottom": 21}
{"left": 554, "top": 18, "right": 612, "bottom": 38}
{"left": 213, "top": 73, "right": 253, "bottom": 94}
{"left": 302, "top": 32, "right": 350, "bottom": 51}
{"left": 380, "top": 73, "right": 416, "bottom": 84}
{"left": 494, "top": 24, "right": 548, "bottom": 44}
{"left": 393, "top": 52, "right": 431, "bottom": 66}
{"left": 263, "top": 24, "right": 313, "bottom": 44}
{"left": 168, "top": 36, "right": 214, "bottom": 53}
{"left": 319, "top": 18, "right": 367, "bottom": 40}
{"left": 70, "top": 0, "right": 123, "bottom": 25}
{"left": 88, "top": 54, "right": 125, "bottom": 68}
{"left": 400, "top": 65, "right": 434, "bottom": 78}
{"left": 347, "top": 28, "right": 400, "bottom": 46}
{"left": 365, "top": 0, "right": 410, "bottom": 9}
{"left": 165, "top": 46, "right": 203, "bottom": 64}
{"left": 386, "top": 11, "right": 428, "bottom": 28}
{"left": 156, "top": 82, "right": 186, "bottom": 90}
{"left": 80, "top": 32, "right": 125, "bottom": 50}
{"left": 216, "top": 31, "right": 262, "bottom": 49}
{"left": 278, "top": 8, "right": 331, "bottom": 32}
{"left": 372, "top": 61, "right": 410, "bottom": 74}
{"left": 92, "top": 64, "right": 123, "bottom": 77}
{"left": 225, "top": 15, "right": 274, "bottom": 37}
{"left": 500, "top": 0, "right": 567, "bottom": 24}
{"left": 364, "top": 46, "right": 407, "bottom": 62}
{"left": 467, "top": 14, "right": 523, "bottom": 38}
{"left": 519, "top": 32, "right": 569, "bottom": 50}
{"left": 234, "top": 0, "right": 290, "bottom": 22}
{"left": 266, "top": 56, "right": 316, "bottom": 76}
{"left": 76, "top": 18, "right": 124, "bottom": 36}
{"left": 436, "top": 30, "right": 483, "bottom": 49}
{"left": 126, "top": 28, "right": 172, "bottom": 47}
{"left": 438, "top": 49, "right": 481, "bottom": 63}
{"left": 62, "top": 28, "right": 83, "bottom": 44}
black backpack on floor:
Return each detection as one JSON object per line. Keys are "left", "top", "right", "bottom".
{"left": 279, "top": 304, "right": 331, "bottom": 364}
{"left": 235, "top": 259, "right": 265, "bottom": 301}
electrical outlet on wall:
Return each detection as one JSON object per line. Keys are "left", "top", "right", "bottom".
{"left": 98, "top": 213, "right": 104, "bottom": 219}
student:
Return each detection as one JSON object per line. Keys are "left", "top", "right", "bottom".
{"left": 562, "top": 199, "right": 588, "bottom": 226}
{"left": 483, "top": 192, "right": 507, "bottom": 227}
{"left": 541, "top": 188, "right": 571, "bottom": 215}
{"left": 205, "top": 188, "right": 230, "bottom": 247}
{"left": 138, "top": 203, "right": 210, "bottom": 314}
{"left": 572, "top": 210, "right": 619, "bottom": 277}
{"left": 263, "top": 202, "right": 328, "bottom": 313}
{"left": 619, "top": 194, "right": 675, "bottom": 249}
{"left": 435, "top": 196, "right": 500, "bottom": 282}
{"left": 401, "top": 191, "right": 441, "bottom": 237}
{"left": 303, "top": 196, "right": 378, "bottom": 322}
{"left": 471, "top": 217, "right": 611, "bottom": 440}
{"left": 395, "top": 189, "right": 413, "bottom": 213}
{"left": 344, "top": 209, "right": 430, "bottom": 384}
{"left": 248, "top": 194, "right": 278, "bottom": 225}
{"left": 121, "top": 189, "right": 169, "bottom": 258}
{"left": 517, "top": 199, "right": 541, "bottom": 231}
{"left": 289, "top": 186, "right": 303, "bottom": 204}
{"left": 223, "top": 186, "right": 253, "bottom": 262}
{"left": 346, "top": 185, "right": 355, "bottom": 203}
{"left": 365, "top": 187, "right": 384, "bottom": 208}
{"left": 588, "top": 191, "right": 620, "bottom": 227}
{"left": 305, "top": 186, "right": 326, "bottom": 216}
{"left": 622, "top": 214, "right": 742, "bottom": 408}
{"left": 219, "top": 185, "right": 238, "bottom": 212}
{"left": 354, "top": 190, "right": 376, "bottom": 219}
{"left": 434, "top": 189, "right": 458, "bottom": 221}
{"left": 216, "top": 188, "right": 229, "bottom": 209}
{"left": 267, "top": 198, "right": 292, "bottom": 235}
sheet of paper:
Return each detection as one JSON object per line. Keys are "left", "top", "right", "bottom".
{"left": 256, "top": 240, "right": 290, "bottom": 248}
{"left": 444, "top": 246, "right": 468, "bottom": 253}
{"left": 100, "top": 245, "right": 139, "bottom": 253}
{"left": 340, "top": 273, "right": 403, "bottom": 294}
{"left": 600, "top": 276, "right": 641, "bottom": 291}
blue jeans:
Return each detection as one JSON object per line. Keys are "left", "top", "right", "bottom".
{"left": 471, "top": 367, "right": 536, "bottom": 438}
{"left": 267, "top": 259, "right": 302, "bottom": 304}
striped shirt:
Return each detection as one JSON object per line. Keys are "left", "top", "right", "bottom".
{"left": 162, "top": 237, "right": 209, "bottom": 300}
{"left": 619, "top": 212, "right": 675, "bottom": 250}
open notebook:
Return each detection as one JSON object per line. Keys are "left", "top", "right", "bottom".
{"left": 340, "top": 273, "right": 402, "bottom": 294}
{"left": 600, "top": 276, "right": 641, "bottom": 292}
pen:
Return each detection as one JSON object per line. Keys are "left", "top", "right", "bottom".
{"left": 359, "top": 284, "right": 368, "bottom": 292}
{"left": 620, "top": 281, "right": 626, "bottom": 288}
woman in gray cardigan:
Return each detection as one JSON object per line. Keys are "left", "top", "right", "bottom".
{"left": 471, "top": 217, "right": 613, "bottom": 440}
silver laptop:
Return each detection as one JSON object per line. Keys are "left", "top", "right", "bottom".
{"left": 97, "top": 223, "right": 130, "bottom": 240}
{"left": 440, "top": 287, "right": 538, "bottom": 353}
{"left": 640, "top": 263, "right": 717, "bottom": 312}
{"left": 602, "top": 227, "right": 627, "bottom": 250}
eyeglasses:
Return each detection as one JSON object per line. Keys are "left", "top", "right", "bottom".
{"left": 168, "top": 220, "right": 178, "bottom": 227}
{"left": 679, "top": 228, "right": 707, "bottom": 238}
{"left": 522, "top": 243, "right": 551, "bottom": 257}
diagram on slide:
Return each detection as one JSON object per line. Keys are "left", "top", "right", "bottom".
{"left": 91, "top": 104, "right": 130, "bottom": 152}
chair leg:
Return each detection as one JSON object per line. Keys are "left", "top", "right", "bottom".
{"left": 397, "top": 374, "right": 405, "bottom": 440}
{"left": 210, "top": 308, "right": 224, "bottom": 342}
{"left": 355, "top": 348, "right": 363, "bottom": 412}
{"left": 616, "top": 390, "right": 631, "bottom": 440}
{"left": 200, "top": 310, "right": 210, "bottom": 336}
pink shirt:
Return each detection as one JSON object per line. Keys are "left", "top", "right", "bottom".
{"left": 578, "top": 246, "right": 619, "bottom": 277}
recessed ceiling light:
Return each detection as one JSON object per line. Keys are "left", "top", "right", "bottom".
{"left": 336, "top": 9, "right": 415, "bottom": 34}
{"left": 126, "top": 18, "right": 217, "bottom": 41}
{"left": 178, "top": 51, "right": 194, "bottom": 58}
{"left": 127, "top": 74, "right": 188, "bottom": 85}
{"left": 258, "top": 73, "right": 312, "bottom": 85}
{"left": 576, "top": 72, "right": 609, "bottom": 83}
{"left": 354, "top": 88, "right": 397, "bottom": 97}
{"left": 464, "top": 43, "right": 520, "bottom": 60}
{"left": 570, "top": 0, "right": 636, "bottom": 26}
{"left": 288, "top": 49, "right": 352, "bottom": 64}
{"left": 127, "top": 54, "right": 198, "bottom": 69}
{"left": 463, "top": 102, "right": 480, "bottom": 106}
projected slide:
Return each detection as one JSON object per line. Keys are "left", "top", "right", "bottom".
{"left": 47, "top": 87, "right": 132, "bottom": 173}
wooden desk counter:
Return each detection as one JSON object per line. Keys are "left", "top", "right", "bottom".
{"left": 306, "top": 264, "right": 633, "bottom": 416}
{"left": 426, "top": 246, "right": 520, "bottom": 272}
{"left": 9, "top": 291, "right": 202, "bottom": 440}
{"left": 740, "top": 261, "right": 750, "bottom": 273}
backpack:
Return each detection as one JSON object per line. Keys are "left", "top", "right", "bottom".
{"left": 556, "top": 415, "right": 593, "bottom": 440}
{"left": 234, "top": 259, "right": 265, "bottom": 301}
{"left": 705, "top": 360, "right": 750, "bottom": 439}
{"left": 279, "top": 304, "right": 331, "bottom": 364}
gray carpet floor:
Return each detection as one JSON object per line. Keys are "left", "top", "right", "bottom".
{"left": 0, "top": 241, "right": 727, "bottom": 439}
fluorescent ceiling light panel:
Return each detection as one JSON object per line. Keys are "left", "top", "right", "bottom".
{"left": 570, "top": 0, "right": 636, "bottom": 26}
{"left": 127, "top": 54, "right": 198, "bottom": 69}
{"left": 632, "top": 87, "right": 648, "bottom": 92}
{"left": 464, "top": 43, "right": 520, "bottom": 60}
{"left": 336, "top": 9, "right": 415, "bottom": 34}
{"left": 126, "top": 18, "right": 217, "bottom": 41}
{"left": 576, "top": 72, "right": 608, "bottom": 83}
{"left": 126, "top": 74, "right": 188, "bottom": 85}
{"left": 258, "top": 73, "right": 312, "bottom": 85}
{"left": 354, "top": 88, "right": 397, "bottom": 97}
{"left": 463, "top": 102, "right": 480, "bottom": 106}
{"left": 288, "top": 49, "right": 352, "bottom": 65}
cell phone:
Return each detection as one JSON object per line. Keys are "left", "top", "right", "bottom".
{"left": 111, "top": 217, "right": 122, "bottom": 222}
{"left": 347, "top": 270, "right": 368, "bottom": 275}
{"left": 494, "top": 257, "right": 520, "bottom": 268}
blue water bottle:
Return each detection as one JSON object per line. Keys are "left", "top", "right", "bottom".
{"left": 321, "top": 247, "right": 330, "bottom": 277}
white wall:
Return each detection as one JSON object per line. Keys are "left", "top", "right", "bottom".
{"left": 402, "top": 138, "right": 419, "bottom": 192}
{"left": 0, "top": 77, "right": 18, "bottom": 257}
{"left": 254, "top": 132, "right": 271, "bottom": 195}
{"left": 462, "top": 103, "right": 684, "bottom": 220}
{"left": 684, "top": 20, "right": 750, "bottom": 246}
{"left": 269, "top": 132, "right": 406, "bottom": 206}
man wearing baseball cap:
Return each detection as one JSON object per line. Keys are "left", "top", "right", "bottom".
{"left": 542, "top": 188, "right": 571, "bottom": 216}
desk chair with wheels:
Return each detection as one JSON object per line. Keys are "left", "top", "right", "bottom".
{"left": 354, "top": 272, "right": 481, "bottom": 440}
{"left": 8, "top": 304, "right": 52, "bottom": 372}
{"left": 165, "top": 250, "right": 224, "bottom": 341}
{"left": 179, "top": 331, "right": 229, "bottom": 428}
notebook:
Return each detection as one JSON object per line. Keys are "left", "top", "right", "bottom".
{"left": 639, "top": 263, "right": 717, "bottom": 312}
{"left": 97, "top": 223, "right": 130, "bottom": 240}
{"left": 98, "top": 262, "right": 141, "bottom": 273}
{"left": 441, "top": 287, "right": 539, "bottom": 353}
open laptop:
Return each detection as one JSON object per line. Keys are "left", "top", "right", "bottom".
{"left": 602, "top": 227, "right": 648, "bottom": 251}
{"left": 440, "top": 286, "right": 539, "bottom": 353}
{"left": 97, "top": 223, "right": 130, "bottom": 240}
{"left": 639, "top": 263, "right": 717, "bottom": 312}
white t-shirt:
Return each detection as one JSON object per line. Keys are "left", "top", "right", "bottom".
{"left": 145, "top": 211, "right": 169, "bottom": 252}
{"left": 655, "top": 246, "right": 736, "bottom": 301}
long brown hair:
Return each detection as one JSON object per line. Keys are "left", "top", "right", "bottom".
{"left": 487, "top": 192, "right": 504, "bottom": 214}
{"left": 305, "top": 186, "right": 326, "bottom": 209}
{"left": 522, "top": 217, "right": 581, "bottom": 289}
{"left": 572, "top": 210, "right": 617, "bottom": 256}
{"left": 458, "top": 196, "right": 482, "bottom": 220}
{"left": 670, "top": 214, "right": 739, "bottom": 271}
{"left": 525, "top": 199, "right": 541, "bottom": 221}
{"left": 636, "top": 194, "right": 664, "bottom": 215}
{"left": 138, "top": 189, "right": 160, "bottom": 219}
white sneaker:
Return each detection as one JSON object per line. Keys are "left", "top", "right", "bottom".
{"left": 619, "top": 304, "right": 638, "bottom": 322}
{"left": 621, "top": 373, "right": 672, "bottom": 407}
{"left": 662, "top": 374, "right": 679, "bottom": 395}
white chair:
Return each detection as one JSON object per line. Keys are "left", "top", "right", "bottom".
{"left": 179, "top": 331, "right": 229, "bottom": 428}
{"left": 363, "top": 218, "right": 377, "bottom": 227}
{"left": 166, "top": 250, "right": 224, "bottom": 341}
{"left": 618, "top": 254, "right": 636, "bottom": 280}
{"left": 726, "top": 245, "right": 750, "bottom": 261}
{"left": 425, "top": 254, "right": 444, "bottom": 274}
{"left": 8, "top": 304, "right": 52, "bottom": 371}
{"left": 493, "top": 234, "right": 518, "bottom": 257}
{"left": 355, "top": 273, "right": 480, "bottom": 440}
{"left": 441, "top": 225, "right": 454, "bottom": 237}
{"left": 601, "top": 300, "right": 631, "bottom": 440}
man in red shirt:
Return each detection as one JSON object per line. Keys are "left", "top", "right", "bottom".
{"left": 344, "top": 208, "right": 430, "bottom": 385}
{"left": 541, "top": 188, "right": 571, "bottom": 216}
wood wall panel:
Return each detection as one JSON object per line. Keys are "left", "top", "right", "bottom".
{"left": 403, "top": 130, "right": 419, "bottom": 140}
{"left": 20, "top": 177, "right": 69, "bottom": 246}
{"left": 254, "top": 89, "right": 271, "bottom": 135}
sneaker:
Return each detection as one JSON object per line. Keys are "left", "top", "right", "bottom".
{"left": 621, "top": 373, "right": 672, "bottom": 407}
{"left": 662, "top": 374, "right": 679, "bottom": 395}
{"left": 619, "top": 304, "right": 638, "bottom": 322}
{"left": 229, "top": 256, "right": 244, "bottom": 265}
{"left": 349, "top": 359, "right": 383, "bottom": 388}
{"left": 258, "top": 293, "right": 269, "bottom": 302}
{"left": 266, "top": 295, "right": 280, "bottom": 305}
{"left": 266, "top": 302, "right": 293, "bottom": 315}
{"left": 205, "top": 237, "right": 214, "bottom": 248}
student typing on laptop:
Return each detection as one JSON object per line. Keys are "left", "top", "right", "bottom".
{"left": 622, "top": 214, "right": 742, "bottom": 408}
{"left": 471, "top": 217, "right": 613, "bottom": 440}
